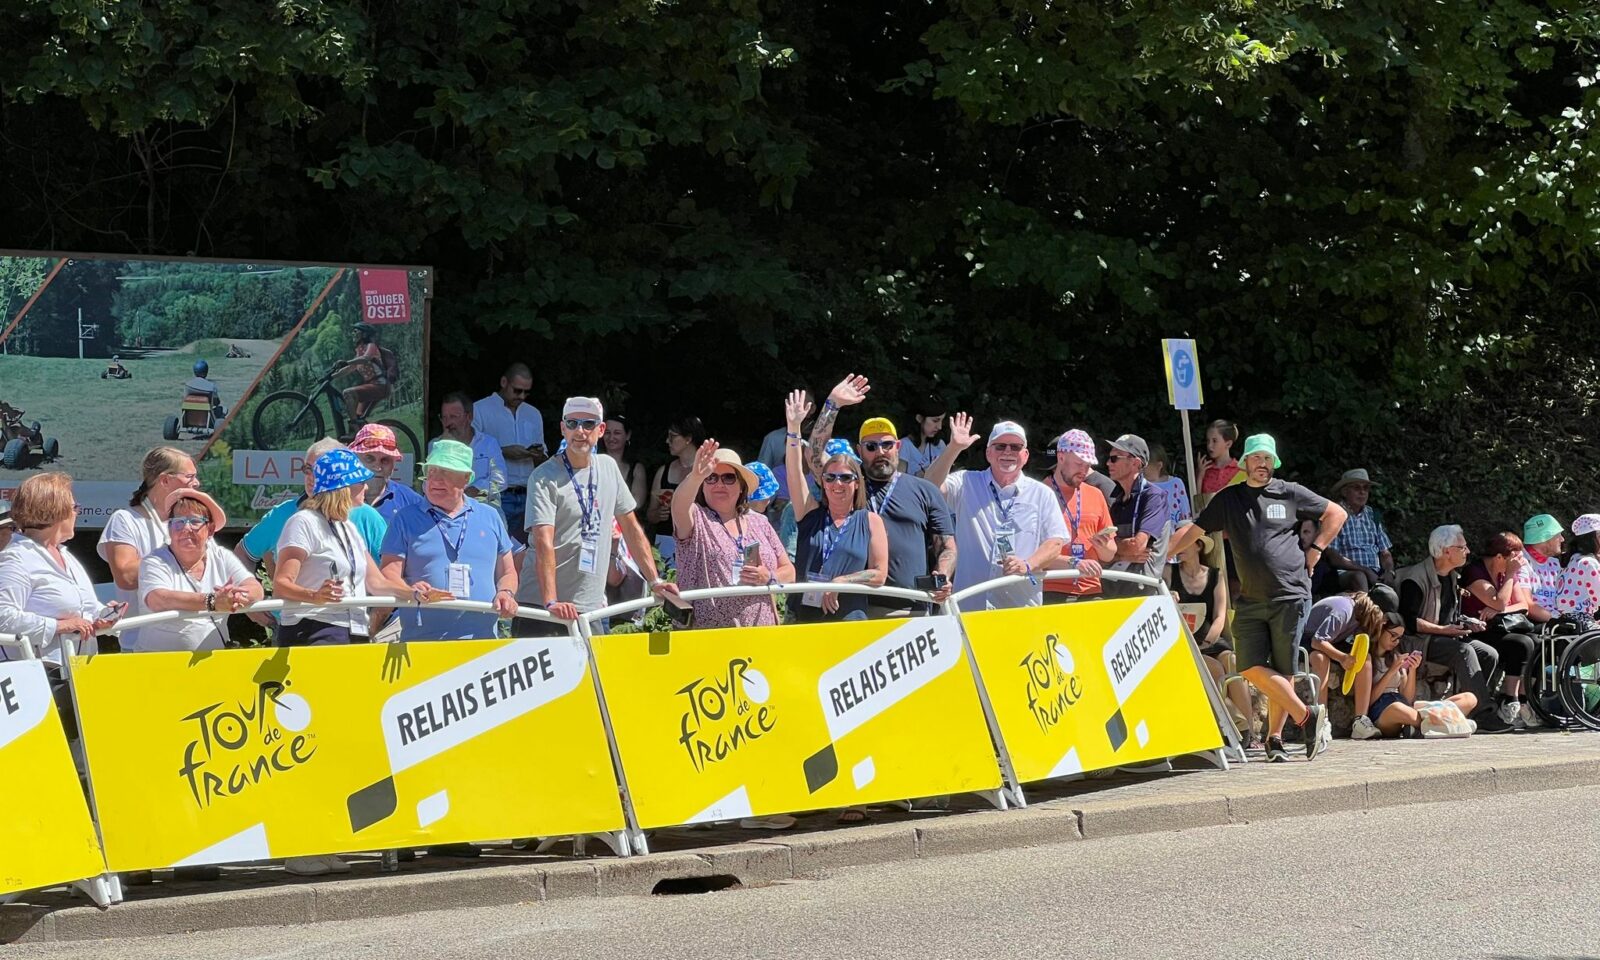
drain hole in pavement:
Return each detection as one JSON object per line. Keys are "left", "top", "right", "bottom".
{"left": 652, "top": 875, "right": 742, "bottom": 895}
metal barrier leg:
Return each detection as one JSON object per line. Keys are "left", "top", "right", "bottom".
{"left": 52, "top": 635, "right": 122, "bottom": 908}
{"left": 576, "top": 615, "right": 647, "bottom": 856}
{"left": 943, "top": 600, "right": 1027, "bottom": 810}
{"left": 1184, "top": 623, "right": 1245, "bottom": 768}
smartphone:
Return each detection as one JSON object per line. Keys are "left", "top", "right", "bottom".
{"left": 662, "top": 591, "right": 694, "bottom": 626}
{"left": 914, "top": 573, "right": 949, "bottom": 590}
{"left": 742, "top": 542, "right": 761, "bottom": 567}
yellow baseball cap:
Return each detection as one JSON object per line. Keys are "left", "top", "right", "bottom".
{"left": 859, "top": 417, "right": 897, "bottom": 441}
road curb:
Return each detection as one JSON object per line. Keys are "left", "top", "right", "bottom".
{"left": 10, "top": 754, "right": 1596, "bottom": 944}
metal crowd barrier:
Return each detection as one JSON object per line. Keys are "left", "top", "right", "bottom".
{"left": 10, "top": 568, "right": 1242, "bottom": 904}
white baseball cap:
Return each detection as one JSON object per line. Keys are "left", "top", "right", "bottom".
{"left": 562, "top": 396, "right": 604, "bottom": 420}
{"left": 988, "top": 421, "right": 1027, "bottom": 446}
{"left": 1573, "top": 514, "right": 1600, "bottom": 537}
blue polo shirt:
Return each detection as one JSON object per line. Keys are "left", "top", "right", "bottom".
{"left": 380, "top": 498, "right": 513, "bottom": 640}
{"left": 371, "top": 479, "right": 425, "bottom": 524}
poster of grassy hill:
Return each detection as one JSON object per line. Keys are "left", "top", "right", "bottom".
{"left": 0, "top": 252, "right": 431, "bottom": 528}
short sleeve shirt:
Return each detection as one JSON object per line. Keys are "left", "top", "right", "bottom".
{"left": 1517, "top": 549, "right": 1563, "bottom": 612}
{"left": 241, "top": 497, "right": 387, "bottom": 564}
{"left": 865, "top": 473, "right": 954, "bottom": 591}
{"left": 674, "top": 505, "right": 785, "bottom": 628}
{"left": 1192, "top": 479, "right": 1330, "bottom": 602}
{"left": 518, "top": 453, "right": 636, "bottom": 613}
{"left": 473, "top": 394, "right": 546, "bottom": 487}
{"left": 899, "top": 439, "right": 947, "bottom": 479}
{"left": 943, "top": 469, "right": 1070, "bottom": 610}
{"left": 96, "top": 500, "right": 168, "bottom": 651}
{"left": 1043, "top": 478, "right": 1113, "bottom": 597}
{"left": 1107, "top": 475, "right": 1171, "bottom": 581}
{"left": 276, "top": 510, "right": 371, "bottom": 635}
{"left": 136, "top": 543, "right": 254, "bottom": 652}
{"left": 371, "top": 480, "right": 425, "bottom": 525}
{"left": 1299, "top": 595, "right": 1356, "bottom": 647}
{"left": 383, "top": 499, "right": 513, "bottom": 640}
{"left": 1556, "top": 555, "right": 1600, "bottom": 618}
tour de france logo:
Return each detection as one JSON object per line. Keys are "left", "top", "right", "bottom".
{"left": 676, "top": 658, "right": 776, "bottom": 772}
{"left": 1020, "top": 633, "right": 1084, "bottom": 735}
{"left": 178, "top": 681, "right": 317, "bottom": 808}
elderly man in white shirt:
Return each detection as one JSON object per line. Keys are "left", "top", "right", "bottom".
{"left": 472, "top": 362, "right": 547, "bottom": 545}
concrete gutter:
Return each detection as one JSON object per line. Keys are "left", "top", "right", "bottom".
{"left": 3, "top": 751, "right": 1594, "bottom": 945}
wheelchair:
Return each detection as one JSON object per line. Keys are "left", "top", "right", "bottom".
{"left": 1522, "top": 619, "right": 1586, "bottom": 728}
{"left": 1553, "top": 624, "right": 1600, "bottom": 731}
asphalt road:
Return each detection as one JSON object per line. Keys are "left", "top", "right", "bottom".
{"left": 8, "top": 785, "right": 1599, "bottom": 960}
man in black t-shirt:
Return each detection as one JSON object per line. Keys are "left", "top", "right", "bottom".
{"left": 806, "top": 373, "right": 957, "bottom": 615}
{"left": 1167, "top": 434, "right": 1347, "bottom": 763}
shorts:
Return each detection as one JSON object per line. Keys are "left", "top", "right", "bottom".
{"left": 1299, "top": 631, "right": 1356, "bottom": 654}
{"left": 1198, "top": 640, "right": 1232, "bottom": 659}
{"left": 1233, "top": 598, "right": 1309, "bottom": 674}
{"left": 1368, "top": 690, "right": 1410, "bottom": 724}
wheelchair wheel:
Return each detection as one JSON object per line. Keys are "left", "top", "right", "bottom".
{"left": 1523, "top": 633, "right": 1574, "bottom": 727}
{"left": 1555, "top": 630, "right": 1600, "bottom": 731}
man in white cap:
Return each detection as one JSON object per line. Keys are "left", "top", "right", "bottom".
{"left": 1103, "top": 433, "right": 1171, "bottom": 595}
{"left": 926, "top": 413, "right": 1067, "bottom": 610}
{"left": 517, "top": 397, "right": 673, "bottom": 632}
{"left": 1042, "top": 429, "right": 1116, "bottom": 603}
{"left": 1327, "top": 468, "right": 1394, "bottom": 590}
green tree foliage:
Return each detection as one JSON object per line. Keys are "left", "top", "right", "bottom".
{"left": 3, "top": 1, "right": 1600, "bottom": 554}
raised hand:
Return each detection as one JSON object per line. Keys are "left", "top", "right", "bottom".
{"left": 785, "top": 389, "right": 813, "bottom": 432}
{"left": 828, "top": 374, "right": 871, "bottom": 408}
{"left": 949, "top": 412, "right": 977, "bottom": 450}
{"left": 691, "top": 439, "right": 721, "bottom": 480}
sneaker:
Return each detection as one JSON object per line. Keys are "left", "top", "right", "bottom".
{"left": 1266, "top": 737, "right": 1290, "bottom": 763}
{"left": 1519, "top": 701, "right": 1545, "bottom": 729}
{"left": 1497, "top": 699, "right": 1521, "bottom": 727}
{"left": 321, "top": 855, "right": 351, "bottom": 875}
{"left": 738, "top": 814, "right": 797, "bottom": 830}
{"left": 1303, "top": 705, "right": 1326, "bottom": 760}
{"left": 283, "top": 856, "right": 330, "bottom": 877}
{"left": 1476, "top": 710, "right": 1513, "bottom": 734}
{"left": 1350, "top": 715, "right": 1381, "bottom": 740}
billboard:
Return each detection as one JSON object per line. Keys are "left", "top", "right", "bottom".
{"left": 0, "top": 252, "right": 431, "bottom": 528}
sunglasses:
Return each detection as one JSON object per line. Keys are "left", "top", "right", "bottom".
{"left": 861, "top": 440, "right": 898, "bottom": 453}
{"left": 506, "top": 385, "right": 529, "bottom": 396}
{"left": 563, "top": 418, "right": 600, "bottom": 431}
{"left": 1104, "top": 453, "right": 1132, "bottom": 464}
{"left": 823, "top": 472, "right": 858, "bottom": 485}
{"left": 705, "top": 473, "right": 742, "bottom": 486}
{"left": 167, "top": 516, "right": 209, "bottom": 531}
{"left": 990, "top": 443, "right": 1024, "bottom": 453}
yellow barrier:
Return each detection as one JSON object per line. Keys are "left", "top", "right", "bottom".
{"left": 961, "top": 596, "right": 1223, "bottom": 783}
{"left": 0, "top": 660, "right": 104, "bottom": 895}
{"left": 592, "top": 614, "right": 1002, "bottom": 830}
{"left": 71, "top": 637, "right": 623, "bottom": 871}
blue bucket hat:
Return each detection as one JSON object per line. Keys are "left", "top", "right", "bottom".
{"left": 744, "top": 461, "right": 780, "bottom": 503}
{"left": 312, "top": 448, "right": 374, "bottom": 495}
{"left": 823, "top": 438, "right": 861, "bottom": 464}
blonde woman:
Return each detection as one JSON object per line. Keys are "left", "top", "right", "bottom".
{"left": 97, "top": 446, "right": 198, "bottom": 650}
{"left": 273, "top": 449, "right": 413, "bottom": 646}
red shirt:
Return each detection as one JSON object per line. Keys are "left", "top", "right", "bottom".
{"left": 1043, "top": 478, "right": 1112, "bottom": 596}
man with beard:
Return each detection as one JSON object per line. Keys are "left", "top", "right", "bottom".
{"left": 1042, "top": 429, "right": 1117, "bottom": 603}
{"left": 927, "top": 416, "right": 1067, "bottom": 611}
{"left": 1103, "top": 433, "right": 1171, "bottom": 596}
{"left": 805, "top": 374, "right": 957, "bottom": 614}
{"left": 1168, "top": 434, "right": 1348, "bottom": 762}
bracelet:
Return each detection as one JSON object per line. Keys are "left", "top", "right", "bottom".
{"left": 823, "top": 399, "right": 838, "bottom": 411}
{"left": 1309, "top": 544, "right": 1327, "bottom": 553}
{"left": 496, "top": 588, "right": 514, "bottom": 597}
{"left": 767, "top": 576, "right": 778, "bottom": 587}
{"left": 205, "top": 592, "right": 216, "bottom": 612}
{"left": 786, "top": 431, "right": 801, "bottom": 439}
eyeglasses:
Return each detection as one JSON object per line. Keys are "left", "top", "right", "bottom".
{"left": 1448, "top": 543, "right": 1469, "bottom": 552}
{"left": 167, "top": 516, "right": 209, "bottom": 531}
{"left": 861, "top": 440, "right": 898, "bottom": 453}
{"left": 705, "top": 473, "right": 741, "bottom": 486}
{"left": 563, "top": 418, "right": 600, "bottom": 431}
{"left": 166, "top": 471, "right": 199, "bottom": 482}
{"left": 990, "top": 443, "right": 1024, "bottom": 453}
{"left": 1104, "top": 454, "right": 1128, "bottom": 464}
{"left": 823, "top": 473, "right": 858, "bottom": 485}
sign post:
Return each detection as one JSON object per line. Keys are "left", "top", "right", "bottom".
{"left": 1161, "top": 339, "right": 1203, "bottom": 503}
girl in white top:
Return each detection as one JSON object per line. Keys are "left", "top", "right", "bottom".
{"left": 0, "top": 473, "right": 125, "bottom": 663}
{"left": 96, "top": 446, "right": 199, "bottom": 651}
{"left": 272, "top": 449, "right": 412, "bottom": 645}
{"left": 138, "top": 489, "right": 262, "bottom": 653}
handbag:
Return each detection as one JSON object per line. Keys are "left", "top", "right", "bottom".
{"left": 1492, "top": 611, "right": 1534, "bottom": 635}
{"left": 1415, "top": 699, "right": 1476, "bottom": 738}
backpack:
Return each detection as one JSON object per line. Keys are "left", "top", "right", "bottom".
{"left": 377, "top": 345, "right": 399, "bottom": 384}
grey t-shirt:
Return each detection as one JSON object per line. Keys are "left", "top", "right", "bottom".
{"left": 1193, "top": 478, "right": 1330, "bottom": 603}
{"left": 520, "top": 453, "right": 637, "bottom": 612}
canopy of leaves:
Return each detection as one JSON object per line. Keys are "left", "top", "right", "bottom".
{"left": 4, "top": 0, "right": 1600, "bottom": 554}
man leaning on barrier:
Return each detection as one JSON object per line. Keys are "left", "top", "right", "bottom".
{"left": 1167, "top": 434, "right": 1347, "bottom": 763}
{"left": 805, "top": 373, "right": 957, "bottom": 616}
{"left": 516, "top": 397, "right": 674, "bottom": 635}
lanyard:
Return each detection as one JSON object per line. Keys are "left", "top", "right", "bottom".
{"left": 868, "top": 474, "right": 900, "bottom": 516}
{"left": 562, "top": 452, "right": 599, "bottom": 539}
{"left": 1050, "top": 477, "right": 1082, "bottom": 538}
{"left": 328, "top": 518, "right": 360, "bottom": 582}
{"left": 1118, "top": 478, "right": 1146, "bottom": 530}
{"left": 727, "top": 514, "right": 750, "bottom": 556}
{"left": 819, "top": 512, "right": 855, "bottom": 567}
{"left": 989, "top": 480, "right": 1017, "bottom": 527}
{"left": 168, "top": 545, "right": 227, "bottom": 636}
{"left": 428, "top": 503, "right": 471, "bottom": 562}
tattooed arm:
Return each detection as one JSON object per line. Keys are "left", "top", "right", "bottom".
{"left": 808, "top": 374, "right": 870, "bottom": 476}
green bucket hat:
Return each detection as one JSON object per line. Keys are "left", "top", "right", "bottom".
{"left": 1240, "top": 433, "right": 1281, "bottom": 469}
{"left": 1523, "top": 513, "right": 1563, "bottom": 545}
{"left": 422, "top": 439, "right": 475, "bottom": 485}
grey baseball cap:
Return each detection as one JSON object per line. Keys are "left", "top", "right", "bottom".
{"left": 1109, "top": 434, "right": 1150, "bottom": 462}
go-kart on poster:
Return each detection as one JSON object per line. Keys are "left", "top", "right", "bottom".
{"left": 0, "top": 251, "right": 431, "bottom": 528}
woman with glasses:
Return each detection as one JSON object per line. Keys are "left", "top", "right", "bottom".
{"left": 784, "top": 390, "right": 887, "bottom": 622}
{"left": 138, "top": 489, "right": 261, "bottom": 652}
{"left": 672, "top": 438, "right": 794, "bottom": 628}
{"left": 96, "top": 446, "right": 199, "bottom": 651}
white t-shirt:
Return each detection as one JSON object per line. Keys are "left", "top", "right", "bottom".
{"left": 942, "top": 469, "right": 1069, "bottom": 610}
{"left": 136, "top": 543, "right": 254, "bottom": 653}
{"left": 275, "top": 509, "right": 371, "bottom": 635}
{"left": 96, "top": 500, "right": 168, "bottom": 651}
